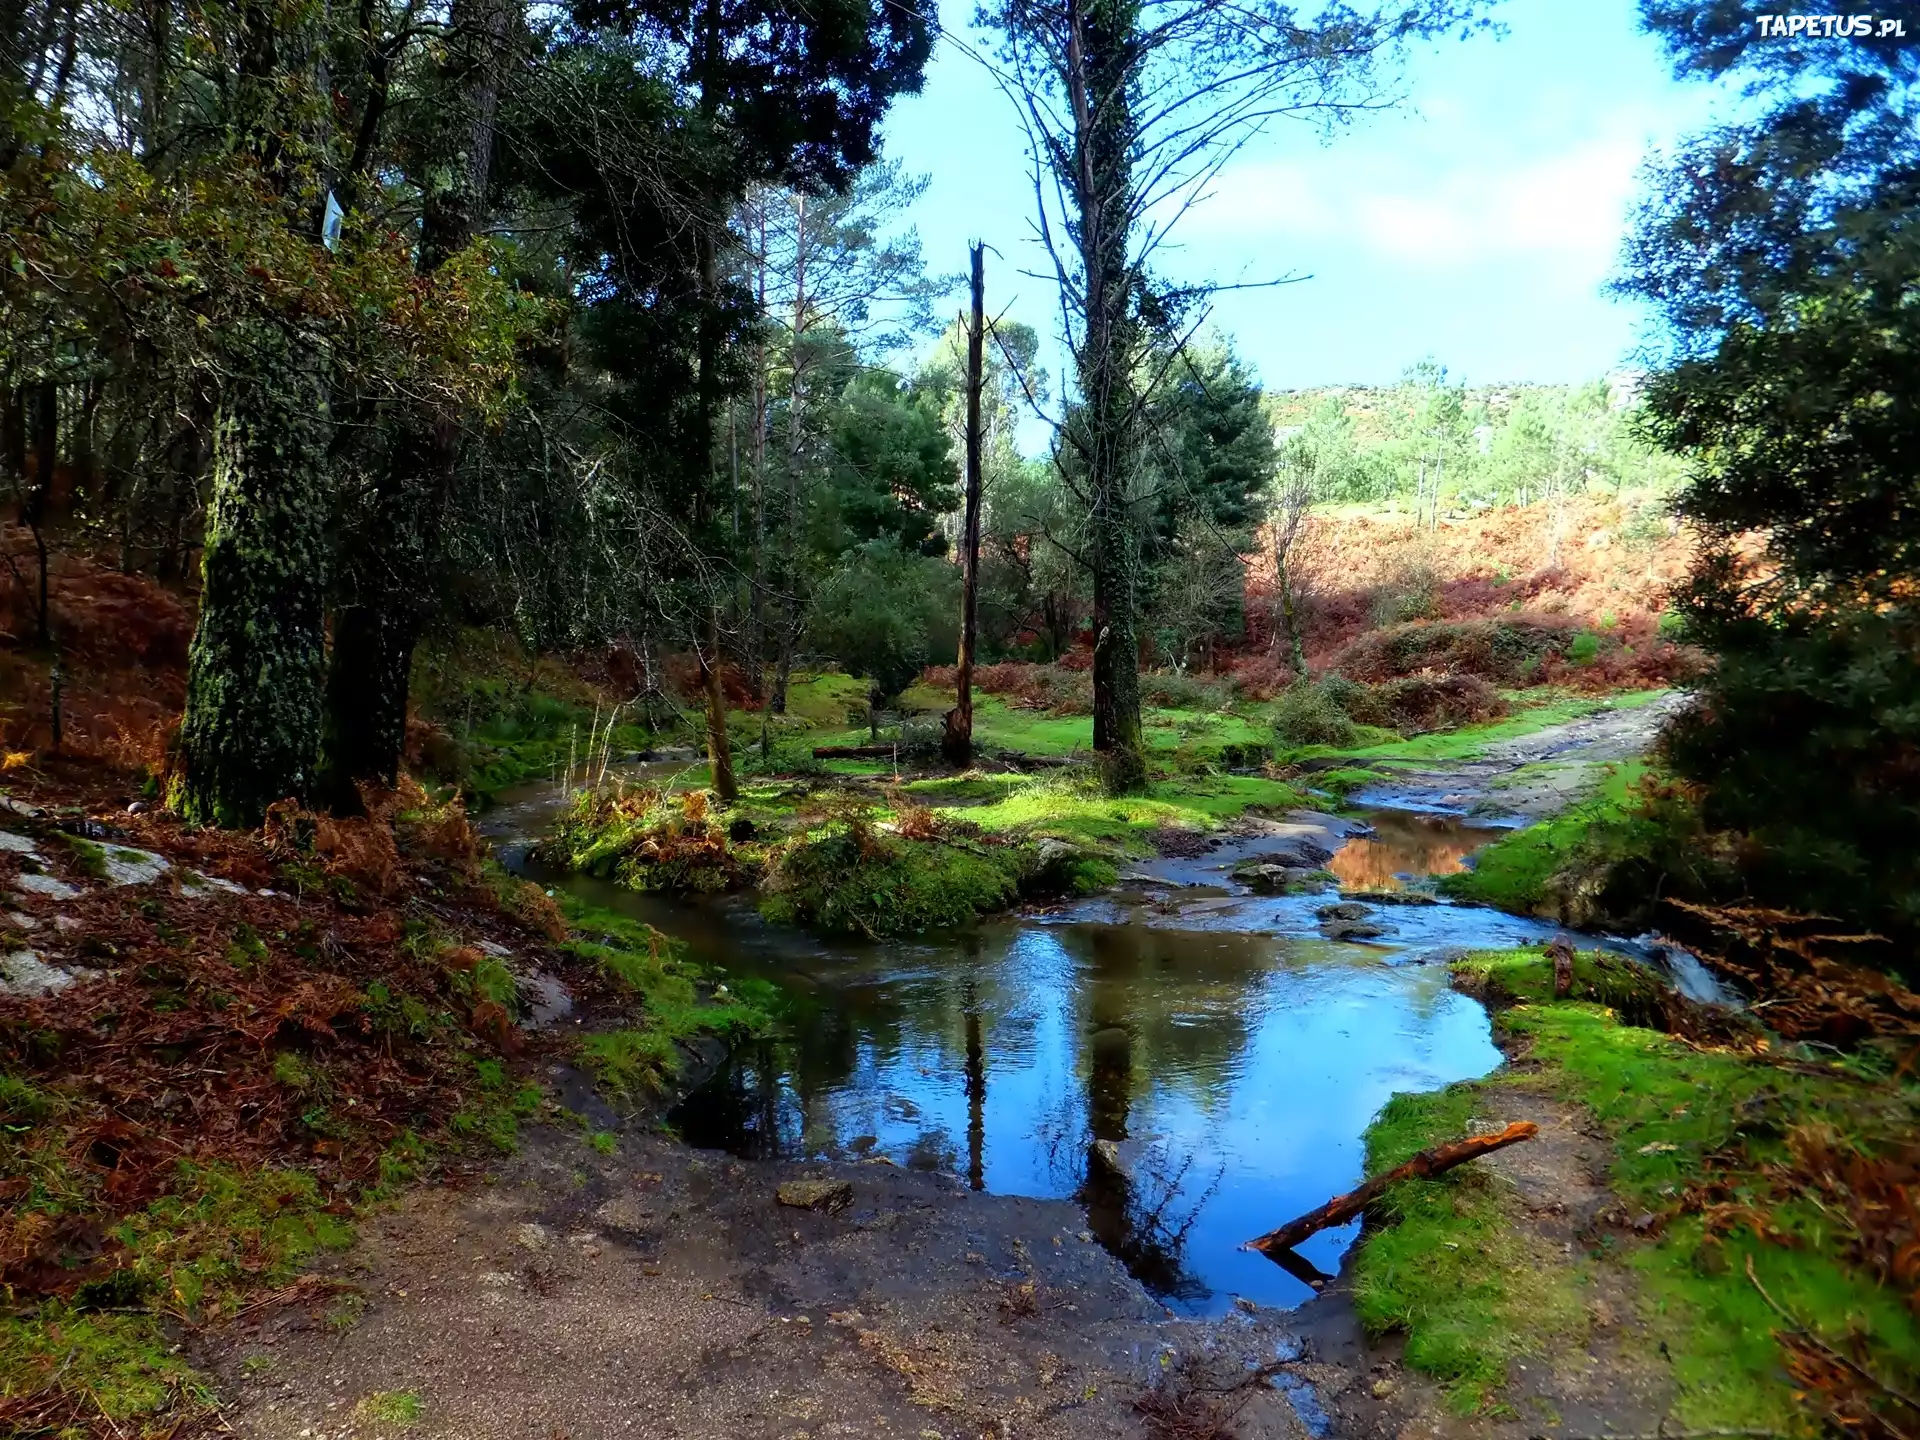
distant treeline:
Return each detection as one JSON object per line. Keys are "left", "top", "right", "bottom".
{"left": 1265, "top": 369, "right": 1687, "bottom": 516}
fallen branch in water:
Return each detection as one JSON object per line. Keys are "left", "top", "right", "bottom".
{"left": 1243, "top": 1121, "right": 1539, "bottom": 1255}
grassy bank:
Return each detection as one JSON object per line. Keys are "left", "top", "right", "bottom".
{"left": 1349, "top": 945, "right": 1920, "bottom": 1430}
{"left": 545, "top": 764, "right": 1319, "bottom": 938}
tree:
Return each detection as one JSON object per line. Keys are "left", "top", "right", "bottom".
{"left": 1620, "top": 0, "right": 1920, "bottom": 956}
{"left": 1266, "top": 431, "right": 1324, "bottom": 676}
{"left": 985, "top": 0, "right": 1489, "bottom": 791}
{"left": 942, "top": 243, "right": 986, "bottom": 766}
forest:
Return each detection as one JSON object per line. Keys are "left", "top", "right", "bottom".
{"left": 2, "top": 0, "right": 1918, "bottom": 1438}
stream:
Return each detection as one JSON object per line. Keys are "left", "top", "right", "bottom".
{"left": 484, "top": 778, "right": 1664, "bottom": 1318}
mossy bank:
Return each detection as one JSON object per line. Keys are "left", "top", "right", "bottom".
{"left": 1346, "top": 944, "right": 1920, "bottom": 1432}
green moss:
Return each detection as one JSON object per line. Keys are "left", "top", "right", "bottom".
{"left": 1355, "top": 945, "right": 1920, "bottom": 1428}
{"left": 0, "top": 1308, "right": 204, "bottom": 1422}
{"left": 761, "top": 825, "right": 1028, "bottom": 937}
{"left": 580, "top": 1028, "right": 683, "bottom": 1098}
{"left": 103, "top": 1162, "right": 354, "bottom": 1317}
{"left": 556, "top": 892, "right": 772, "bottom": 1042}
{"left": 961, "top": 771, "right": 1312, "bottom": 858}
{"left": 1350, "top": 1086, "right": 1589, "bottom": 1412}
{"left": 1438, "top": 762, "right": 1649, "bottom": 913}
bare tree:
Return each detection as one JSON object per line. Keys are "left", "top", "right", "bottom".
{"left": 1267, "top": 437, "right": 1320, "bottom": 677}
{"left": 981, "top": 0, "right": 1491, "bottom": 790}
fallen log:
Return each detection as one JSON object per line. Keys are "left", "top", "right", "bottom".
{"left": 1243, "top": 1120, "right": 1539, "bottom": 1256}
{"left": 812, "top": 744, "right": 903, "bottom": 759}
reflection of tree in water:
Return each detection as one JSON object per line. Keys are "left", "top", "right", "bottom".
{"left": 1070, "top": 926, "right": 1234, "bottom": 1303}
{"left": 1327, "top": 811, "right": 1503, "bottom": 891}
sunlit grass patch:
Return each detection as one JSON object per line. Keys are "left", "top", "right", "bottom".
{"left": 1350, "top": 1085, "right": 1589, "bottom": 1414}
{"left": 1355, "top": 945, "right": 1920, "bottom": 1428}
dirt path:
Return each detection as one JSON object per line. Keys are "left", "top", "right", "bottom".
{"left": 1344, "top": 693, "right": 1691, "bottom": 825}
{"left": 208, "top": 1097, "right": 1327, "bottom": 1440}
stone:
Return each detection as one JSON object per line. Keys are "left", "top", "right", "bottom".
{"left": 1339, "top": 889, "right": 1438, "bottom": 907}
{"left": 126, "top": 801, "right": 150, "bottom": 815}
{"left": 1323, "top": 921, "right": 1389, "bottom": 942}
{"left": 513, "top": 967, "right": 574, "bottom": 1029}
{"left": 95, "top": 844, "right": 170, "bottom": 886}
{"left": 1234, "top": 863, "right": 1302, "bottom": 896}
{"left": 1315, "top": 902, "right": 1372, "bottom": 922}
{"left": 0, "top": 831, "right": 40, "bottom": 855}
{"left": 776, "top": 1178, "right": 854, "bottom": 1214}
{"left": 0, "top": 949, "right": 74, "bottom": 997}
{"left": 14, "top": 873, "right": 82, "bottom": 901}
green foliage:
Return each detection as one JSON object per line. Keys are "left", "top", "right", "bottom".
{"left": 761, "top": 821, "right": 1027, "bottom": 937}
{"left": 1272, "top": 680, "right": 1358, "bottom": 749}
{"left": 1620, "top": 6, "right": 1920, "bottom": 960}
{"left": 808, "top": 541, "right": 960, "bottom": 709}
{"left": 1350, "top": 1086, "right": 1586, "bottom": 1412}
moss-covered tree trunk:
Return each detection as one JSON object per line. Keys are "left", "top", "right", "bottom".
{"left": 171, "top": 330, "right": 331, "bottom": 827}
{"left": 316, "top": 420, "right": 452, "bottom": 811}
{"left": 1070, "top": 0, "right": 1147, "bottom": 795}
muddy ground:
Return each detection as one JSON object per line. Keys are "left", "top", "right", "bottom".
{"left": 204, "top": 1062, "right": 1672, "bottom": 1440}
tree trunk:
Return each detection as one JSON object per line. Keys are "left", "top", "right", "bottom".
{"left": 771, "top": 193, "right": 810, "bottom": 717}
{"left": 171, "top": 331, "right": 331, "bottom": 827}
{"left": 1067, "top": 0, "right": 1145, "bottom": 794}
{"left": 701, "top": 607, "right": 737, "bottom": 804}
{"left": 943, "top": 243, "right": 986, "bottom": 769}
{"left": 317, "top": 0, "right": 506, "bottom": 807}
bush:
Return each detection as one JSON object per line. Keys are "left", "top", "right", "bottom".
{"left": 1140, "top": 669, "right": 1234, "bottom": 710}
{"left": 1273, "top": 680, "right": 1358, "bottom": 748}
{"left": 1365, "top": 675, "right": 1510, "bottom": 732}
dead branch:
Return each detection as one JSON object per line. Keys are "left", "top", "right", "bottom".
{"left": 1244, "top": 1121, "right": 1539, "bottom": 1255}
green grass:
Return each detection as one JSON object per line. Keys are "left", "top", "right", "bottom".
{"left": 580, "top": 1028, "right": 684, "bottom": 1098}
{"left": 1350, "top": 1085, "right": 1589, "bottom": 1414}
{"left": 356, "top": 1389, "right": 426, "bottom": 1427}
{"left": 1353, "top": 945, "right": 1920, "bottom": 1428}
{"left": 1283, "top": 689, "right": 1667, "bottom": 766}
{"left": 1438, "top": 761, "right": 1647, "bottom": 913}
{"left": 960, "top": 771, "right": 1312, "bottom": 858}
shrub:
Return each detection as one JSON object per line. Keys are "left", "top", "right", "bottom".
{"left": 1273, "top": 680, "right": 1358, "bottom": 749}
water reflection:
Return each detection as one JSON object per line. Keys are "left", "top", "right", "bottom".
{"left": 667, "top": 916, "right": 1503, "bottom": 1313}
{"left": 495, "top": 789, "right": 1593, "bottom": 1314}
{"left": 1327, "top": 810, "right": 1509, "bottom": 891}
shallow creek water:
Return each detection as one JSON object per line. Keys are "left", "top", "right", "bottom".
{"left": 486, "top": 782, "right": 1621, "bottom": 1316}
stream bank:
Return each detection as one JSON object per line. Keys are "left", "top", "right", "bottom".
{"left": 205, "top": 694, "right": 1893, "bottom": 1440}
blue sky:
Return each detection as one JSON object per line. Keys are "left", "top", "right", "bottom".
{"left": 880, "top": 0, "right": 1734, "bottom": 394}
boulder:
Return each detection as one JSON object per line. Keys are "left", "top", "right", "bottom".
{"left": 1323, "top": 920, "right": 1388, "bottom": 942}
{"left": 1339, "top": 889, "right": 1438, "bottom": 907}
{"left": 777, "top": 1178, "right": 854, "bottom": 1214}
{"left": 1315, "top": 902, "right": 1372, "bottom": 922}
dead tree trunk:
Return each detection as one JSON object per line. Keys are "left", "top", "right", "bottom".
{"left": 1245, "top": 1121, "right": 1539, "bottom": 1256}
{"left": 943, "top": 242, "right": 986, "bottom": 768}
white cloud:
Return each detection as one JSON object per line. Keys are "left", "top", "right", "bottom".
{"left": 1175, "top": 127, "right": 1648, "bottom": 279}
